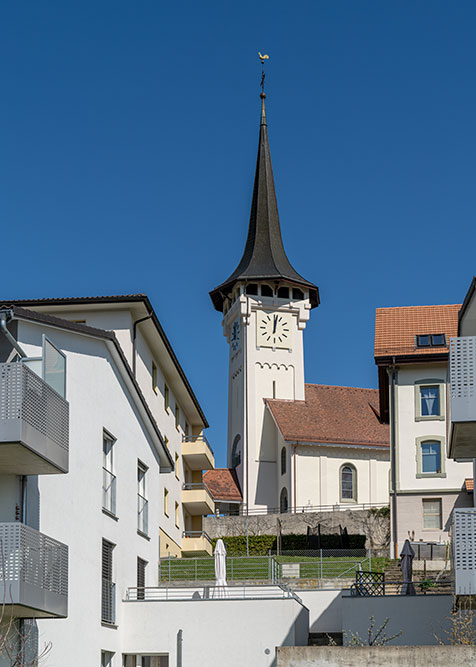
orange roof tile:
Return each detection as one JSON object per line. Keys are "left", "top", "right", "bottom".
{"left": 267, "top": 384, "right": 389, "bottom": 448}
{"left": 204, "top": 468, "right": 242, "bottom": 502}
{"left": 374, "top": 304, "right": 460, "bottom": 359}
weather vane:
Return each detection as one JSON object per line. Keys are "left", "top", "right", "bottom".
{"left": 258, "top": 52, "right": 269, "bottom": 92}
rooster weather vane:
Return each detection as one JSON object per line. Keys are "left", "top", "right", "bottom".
{"left": 259, "top": 52, "right": 269, "bottom": 92}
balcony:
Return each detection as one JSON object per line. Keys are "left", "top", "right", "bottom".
{"left": 0, "top": 362, "right": 69, "bottom": 474}
{"left": 182, "top": 435, "right": 215, "bottom": 471}
{"left": 0, "top": 522, "right": 68, "bottom": 618}
{"left": 453, "top": 507, "right": 476, "bottom": 595}
{"left": 181, "top": 531, "right": 213, "bottom": 557}
{"left": 449, "top": 336, "right": 476, "bottom": 458}
{"left": 182, "top": 483, "right": 215, "bottom": 516}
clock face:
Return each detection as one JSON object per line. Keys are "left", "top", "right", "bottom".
{"left": 257, "top": 312, "right": 292, "bottom": 349}
{"left": 230, "top": 319, "right": 241, "bottom": 354}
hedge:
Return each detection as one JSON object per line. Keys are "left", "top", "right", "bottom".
{"left": 211, "top": 533, "right": 366, "bottom": 556}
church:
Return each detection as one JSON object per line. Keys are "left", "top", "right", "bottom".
{"left": 206, "top": 91, "right": 390, "bottom": 513}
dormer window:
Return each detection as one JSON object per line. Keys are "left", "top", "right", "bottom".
{"left": 277, "top": 287, "right": 289, "bottom": 299}
{"left": 261, "top": 284, "right": 273, "bottom": 297}
{"left": 245, "top": 284, "right": 258, "bottom": 296}
{"left": 416, "top": 334, "right": 446, "bottom": 348}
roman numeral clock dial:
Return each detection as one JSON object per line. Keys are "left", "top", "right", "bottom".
{"left": 257, "top": 312, "right": 292, "bottom": 349}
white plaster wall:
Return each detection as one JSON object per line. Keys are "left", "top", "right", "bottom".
{"left": 121, "top": 597, "right": 309, "bottom": 667}
{"left": 15, "top": 321, "right": 164, "bottom": 666}
{"left": 297, "top": 590, "right": 342, "bottom": 633}
{"left": 396, "top": 364, "right": 473, "bottom": 492}
{"left": 294, "top": 446, "right": 389, "bottom": 508}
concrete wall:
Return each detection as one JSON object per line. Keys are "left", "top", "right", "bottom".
{"left": 205, "top": 508, "right": 390, "bottom": 551}
{"left": 342, "top": 593, "right": 453, "bottom": 646}
{"left": 122, "top": 597, "right": 310, "bottom": 667}
{"left": 276, "top": 645, "right": 476, "bottom": 666}
{"left": 298, "top": 591, "right": 342, "bottom": 633}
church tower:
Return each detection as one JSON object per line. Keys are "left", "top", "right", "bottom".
{"left": 210, "top": 92, "right": 319, "bottom": 511}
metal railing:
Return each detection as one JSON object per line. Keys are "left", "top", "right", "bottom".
{"left": 159, "top": 550, "right": 372, "bottom": 585}
{"left": 182, "top": 530, "right": 212, "bottom": 543}
{"left": 182, "top": 482, "right": 209, "bottom": 491}
{"left": 217, "top": 502, "right": 389, "bottom": 517}
{"left": 126, "top": 583, "right": 301, "bottom": 602}
{"left": 102, "top": 468, "right": 116, "bottom": 515}
{"left": 137, "top": 494, "right": 148, "bottom": 535}
{"left": 410, "top": 542, "right": 447, "bottom": 561}
{"left": 101, "top": 579, "right": 116, "bottom": 624}
{"left": 183, "top": 434, "right": 214, "bottom": 457}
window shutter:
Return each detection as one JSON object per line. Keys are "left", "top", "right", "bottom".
{"left": 102, "top": 540, "right": 113, "bottom": 581}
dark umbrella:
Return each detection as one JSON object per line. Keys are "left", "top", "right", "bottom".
{"left": 400, "top": 539, "right": 416, "bottom": 595}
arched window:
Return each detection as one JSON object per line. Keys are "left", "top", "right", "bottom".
{"left": 340, "top": 464, "right": 357, "bottom": 502}
{"left": 281, "top": 447, "right": 286, "bottom": 475}
{"left": 231, "top": 435, "right": 241, "bottom": 468}
{"left": 280, "top": 487, "right": 288, "bottom": 513}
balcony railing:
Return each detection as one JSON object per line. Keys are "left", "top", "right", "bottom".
{"left": 449, "top": 336, "right": 476, "bottom": 458}
{"left": 183, "top": 530, "right": 212, "bottom": 542}
{"left": 182, "top": 483, "right": 208, "bottom": 491}
{"left": 0, "top": 522, "right": 68, "bottom": 618}
{"left": 0, "top": 362, "right": 69, "bottom": 474}
{"left": 102, "top": 468, "right": 116, "bottom": 515}
{"left": 137, "top": 494, "right": 149, "bottom": 535}
{"left": 101, "top": 579, "right": 116, "bottom": 624}
{"left": 183, "top": 435, "right": 214, "bottom": 457}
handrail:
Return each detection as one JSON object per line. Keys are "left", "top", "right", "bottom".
{"left": 182, "top": 482, "right": 210, "bottom": 491}
{"left": 182, "top": 435, "right": 215, "bottom": 457}
{"left": 182, "top": 530, "right": 212, "bottom": 542}
{"left": 217, "top": 502, "right": 390, "bottom": 517}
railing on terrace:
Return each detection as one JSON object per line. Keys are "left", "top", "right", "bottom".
{"left": 182, "top": 483, "right": 209, "bottom": 491}
{"left": 183, "top": 434, "right": 214, "bottom": 457}
{"left": 159, "top": 550, "right": 372, "bottom": 585}
{"left": 182, "top": 530, "right": 212, "bottom": 542}
{"left": 125, "top": 584, "right": 301, "bottom": 602}
{"left": 217, "top": 502, "right": 389, "bottom": 517}
{"left": 350, "top": 571, "right": 452, "bottom": 597}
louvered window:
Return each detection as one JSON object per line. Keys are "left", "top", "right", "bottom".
{"left": 137, "top": 557, "right": 147, "bottom": 600}
{"left": 101, "top": 540, "right": 115, "bottom": 624}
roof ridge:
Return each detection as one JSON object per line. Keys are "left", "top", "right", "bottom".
{"left": 305, "top": 383, "right": 378, "bottom": 392}
{"left": 376, "top": 303, "right": 461, "bottom": 312}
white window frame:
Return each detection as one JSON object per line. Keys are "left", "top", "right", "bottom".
{"left": 137, "top": 461, "right": 149, "bottom": 536}
{"left": 103, "top": 431, "right": 117, "bottom": 517}
{"left": 339, "top": 463, "right": 357, "bottom": 503}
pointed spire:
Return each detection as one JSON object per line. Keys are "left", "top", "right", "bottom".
{"left": 210, "top": 92, "right": 319, "bottom": 312}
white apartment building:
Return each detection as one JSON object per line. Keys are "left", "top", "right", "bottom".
{"left": 0, "top": 295, "right": 214, "bottom": 666}
{"left": 375, "top": 303, "right": 473, "bottom": 558}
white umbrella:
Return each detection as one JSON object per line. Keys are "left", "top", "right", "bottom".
{"left": 212, "top": 538, "right": 228, "bottom": 599}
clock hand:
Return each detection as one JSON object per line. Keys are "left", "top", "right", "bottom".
{"left": 273, "top": 315, "right": 277, "bottom": 333}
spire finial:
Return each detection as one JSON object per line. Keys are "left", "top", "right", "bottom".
{"left": 258, "top": 52, "right": 269, "bottom": 125}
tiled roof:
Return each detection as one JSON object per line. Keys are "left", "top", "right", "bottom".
{"left": 204, "top": 469, "right": 242, "bottom": 502}
{"left": 266, "top": 384, "right": 389, "bottom": 448}
{"left": 465, "top": 478, "right": 474, "bottom": 492}
{"left": 374, "top": 304, "right": 460, "bottom": 359}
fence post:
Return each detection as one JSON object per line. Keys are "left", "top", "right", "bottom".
{"left": 231, "top": 557, "right": 234, "bottom": 582}
{"left": 320, "top": 549, "right": 323, "bottom": 579}
{"left": 368, "top": 548, "right": 371, "bottom": 572}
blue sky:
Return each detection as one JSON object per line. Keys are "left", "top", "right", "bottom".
{"left": 2, "top": 1, "right": 476, "bottom": 466}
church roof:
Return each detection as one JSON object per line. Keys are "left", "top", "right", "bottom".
{"left": 209, "top": 94, "right": 319, "bottom": 311}
{"left": 266, "top": 384, "right": 389, "bottom": 448}
{"left": 203, "top": 468, "right": 242, "bottom": 502}
{"left": 374, "top": 304, "right": 460, "bottom": 360}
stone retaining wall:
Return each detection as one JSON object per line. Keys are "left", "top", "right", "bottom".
{"left": 276, "top": 646, "right": 476, "bottom": 666}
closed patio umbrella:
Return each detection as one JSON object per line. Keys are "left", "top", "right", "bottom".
{"left": 400, "top": 539, "right": 416, "bottom": 595}
{"left": 212, "top": 538, "right": 228, "bottom": 599}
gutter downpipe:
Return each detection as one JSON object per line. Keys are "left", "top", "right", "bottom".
{"left": 388, "top": 360, "right": 398, "bottom": 559}
{"left": 132, "top": 314, "right": 153, "bottom": 377}
{"left": 0, "top": 309, "right": 27, "bottom": 358}
{"left": 293, "top": 444, "right": 297, "bottom": 512}
{"left": 177, "top": 629, "right": 183, "bottom": 667}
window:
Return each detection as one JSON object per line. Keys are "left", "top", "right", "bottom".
{"left": 245, "top": 283, "right": 258, "bottom": 295}
{"left": 416, "top": 334, "right": 446, "bottom": 348}
{"left": 280, "top": 447, "right": 286, "bottom": 475}
{"left": 175, "top": 404, "right": 180, "bottom": 430}
{"left": 152, "top": 362, "right": 158, "bottom": 394}
{"left": 43, "top": 335, "right": 67, "bottom": 398}
{"left": 416, "top": 437, "right": 446, "bottom": 478}
{"left": 280, "top": 487, "right": 288, "bottom": 513}
{"left": 423, "top": 498, "right": 442, "bottom": 530}
{"left": 124, "top": 657, "right": 169, "bottom": 667}
{"left": 175, "top": 453, "right": 180, "bottom": 480}
{"left": 340, "top": 464, "right": 357, "bottom": 502}
{"left": 231, "top": 435, "right": 241, "bottom": 468}
{"left": 103, "top": 432, "right": 116, "bottom": 516}
{"left": 277, "top": 286, "right": 289, "bottom": 299}
{"left": 101, "top": 651, "right": 114, "bottom": 667}
{"left": 292, "top": 288, "right": 304, "bottom": 300}
{"left": 414, "top": 380, "right": 445, "bottom": 421}
{"left": 137, "top": 557, "right": 147, "bottom": 600}
{"left": 164, "top": 488, "right": 169, "bottom": 516}
{"left": 175, "top": 501, "right": 180, "bottom": 527}
{"left": 101, "top": 540, "right": 115, "bottom": 624}
{"left": 164, "top": 384, "right": 169, "bottom": 411}
{"left": 137, "top": 462, "right": 148, "bottom": 535}
{"left": 261, "top": 284, "right": 273, "bottom": 297}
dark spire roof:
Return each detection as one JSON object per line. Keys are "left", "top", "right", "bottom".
{"left": 210, "top": 93, "right": 319, "bottom": 311}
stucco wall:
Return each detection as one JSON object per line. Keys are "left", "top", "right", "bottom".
{"left": 121, "top": 597, "right": 309, "bottom": 667}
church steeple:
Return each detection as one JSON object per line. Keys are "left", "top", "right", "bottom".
{"left": 210, "top": 92, "right": 319, "bottom": 312}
